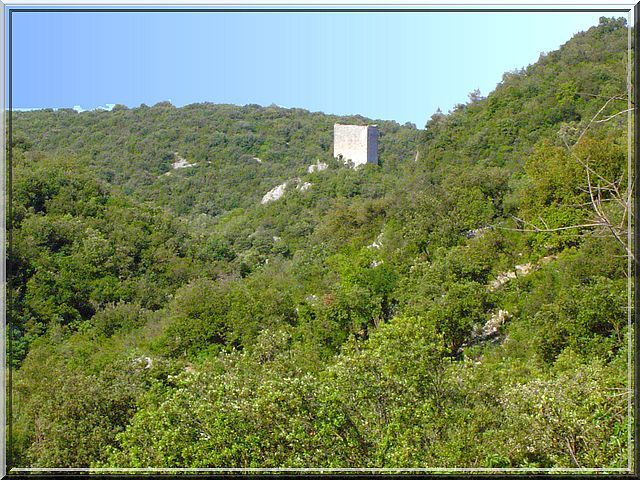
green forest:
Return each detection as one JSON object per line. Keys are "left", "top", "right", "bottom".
{"left": 8, "top": 17, "right": 632, "bottom": 469}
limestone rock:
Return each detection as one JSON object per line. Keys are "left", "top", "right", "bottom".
{"left": 308, "top": 161, "right": 328, "bottom": 173}
{"left": 171, "top": 152, "right": 196, "bottom": 169}
{"left": 261, "top": 182, "right": 288, "bottom": 204}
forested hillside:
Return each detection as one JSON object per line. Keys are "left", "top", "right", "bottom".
{"left": 12, "top": 102, "right": 418, "bottom": 216}
{"left": 9, "top": 16, "right": 631, "bottom": 469}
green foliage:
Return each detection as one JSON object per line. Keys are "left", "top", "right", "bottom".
{"left": 13, "top": 104, "right": 418, "bottom": 217}
{"left": 152, "top": 279, "right": 234, "bottom": 358}
{"left": 12, "top": 325, "right": 163, "bottom": 467}
{"left": 9, "top": 18, "right": 632, "bottom": 469}
{"left": 531, "top": 277, "right": 627, "bottom": 362}
{"left": 496, "top": 355, "right": 628, "bottom": 468}
{"left": 428, "top": 281, "right": 489, "bottom": 356}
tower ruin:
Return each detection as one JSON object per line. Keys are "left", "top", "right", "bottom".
{"left": 333, "top": 124, "right": 378, "bottom": 166}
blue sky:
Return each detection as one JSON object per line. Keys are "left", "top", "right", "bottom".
{"left": 11, "top": 10, "right": 620, "bottom": 126}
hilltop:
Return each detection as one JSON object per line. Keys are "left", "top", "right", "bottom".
{"left": 12, "top": 102, "right": 419, "bottom": 216}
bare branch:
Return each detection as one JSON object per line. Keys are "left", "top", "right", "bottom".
{"left": 575, "top": 92, "right": 627, "bottom": 102}
{"left": 575, "top": 96, "right": 621, "bottom": 146}
{"left": 515, "top": 93, "right": 633, "bottom": 261}
{"left": 498, "top": 222, "right": 602, "bottom": 233}
{"left": 594, "top": 108, "right": 634, "bottom": 123}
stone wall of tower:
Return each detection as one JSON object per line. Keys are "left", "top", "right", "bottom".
{"left": 333, "top": 124, "right": 378, "bottom": 166}
{"left": 366, "top": 125, "right": 378, "bottom": 165}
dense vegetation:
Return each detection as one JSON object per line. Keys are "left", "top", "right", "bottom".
{"left": 9, "top": 17, "right": 631, "bottom": 469}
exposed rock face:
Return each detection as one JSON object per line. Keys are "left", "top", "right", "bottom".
{"left": 469, "top": 310, "right": 511, "bottom": 348}
{"left": 482, "top": 309, "right": 511, "bottom": 337}
{"left": 514, "top": 263, "right": 534, "bottom": 275}
{"left": 171, "top": 152, "right": 196, "bottom": 169}
{"left": 489, "top": 263, "right": 535, "bottom": 291}
{"left": 465, "top": 226, "right": 490, "bottom": 239}
{"left": 308, "top": 161, "right": 328, "bottom": 173}
{"left": 367, "top": 232, "right": 384, "bottom": 249}
{"left": 262, "top": 178, "right": 313, "bottom": 204}
{"left": 133, "top": 356, "right": 153, "bottom": 369}
{"left": 490, "top": 270, "right": 517, "bottom": 290}
{"left": 305, "top": 294, "right": 319, "bottom": 304}
{"left": 261, "top": 182, "right": 288, "bottom": 204}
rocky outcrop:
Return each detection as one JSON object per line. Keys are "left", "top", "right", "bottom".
{"left": 308, "top": 161, "right": 328, "bottom": 173}
{"left": 367, "top": 232, "right": 384, "bottom": 250}
{"left": 171, "top": 152, "right": 196, "bottom": 169}
{"left": 261, "top": 182, "right": 288, "bottom": 204}
{"left": 489, "top": 263, "right": 534, "bottom": 291}
{"left": 262, "top": 178, "right": 313, "bottom": 204}
{"left": 488, "top": 255, "right": 557, "bottom": 291}
{"left": 482, "top": 309, "right": 511, "bottom": 338}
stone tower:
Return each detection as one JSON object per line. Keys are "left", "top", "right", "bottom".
{"left": 333, "top": 124, "right": 378, "bottom": 166}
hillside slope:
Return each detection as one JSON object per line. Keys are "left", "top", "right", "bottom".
{"left": 13, "top": 103, "right": 419, "bottom": 216}
{"left": 10, "top": 16, "right": 631, "bottom": 469}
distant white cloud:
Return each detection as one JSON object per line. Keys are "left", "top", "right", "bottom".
{"left": 14, "top": 104, "right": 118, "bottom": 112}
{"left": 95, "top": 103, "right": 116, "bottom": 111}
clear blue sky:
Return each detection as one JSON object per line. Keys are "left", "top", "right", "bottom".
{"left": 11, "top": 10, "right": 619, "bottom": 126}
